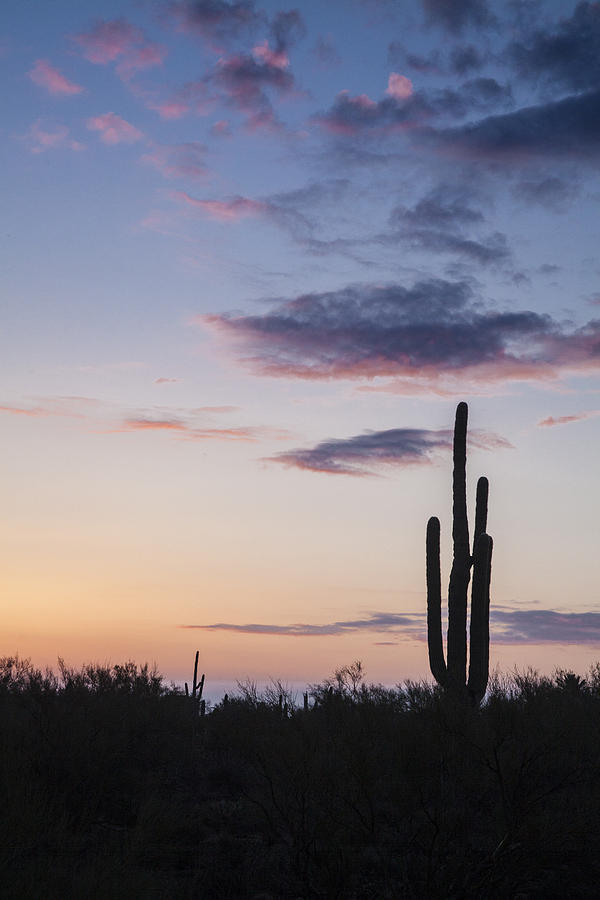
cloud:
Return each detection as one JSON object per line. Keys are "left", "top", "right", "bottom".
{"left": 428, "top": 89, "right": 600, "bottom": 161}
{"left": 211, "top": 118, "right": 232, "bottom": 136}
{"left": 390, "top": 183, "right": 485, "bottom": 229}
{"left": 389, "top": 42, "right": 441, "bottom": 74}
{"left": 314, "top": 74, "right": 511, "bottom": 136}
{"left": 509, "top": 2, "right": 600, "bottom": 92}
{"left": 181, "top": 610, "right": 424, "bottom": 636}
{"left": 170, "top": 0, "right": 265, "bottom": 49}
{"left": 191, "top": 405, "right": 240, "bottom": 413}
{"left": 28, "top": 60, "right": 83, "bottom": 96}
{"left": 114, "top": 414, "right": 286, "bottom": 442}
{"left": 72, "top": 18, "right": 165, "bottom": 80}
{"left": 386, "top": 185, "right": 509, "bottom": 266}
{"left": 266, "top": 425, "right": 509, "bottom": 476}
{"left": 313, "top": 36, "right": 340, "bottom": 67}
{"left": 145, "top": 81, "right": 213, "bottom": 121}
{"left": 174, "top": 191, "right": 268, "bottom": 220}
{"left": 513, "top": 176, "right": 578, "bottom": 212}
{"left": 491, "top": 609, "right": 600, "bottom": 644}
{"left": 172, "top": 188, "right": 312, "bottom": 239}
{"left": 182, "top": 607, "right": 600, "bottom": 646}
{"left": 209, "top": 49, "right": 298, "bottom": 130}
{"left": 0, "top": 397, "right": 98, "bottom": 419}
{"left": 313, "top": 83, "right": 430, "bottom": 135}
{"left": 394, "top": 229, "right": 511, "bottom": 265}
{"left": 87, "top": 112, "right": 143, "bottom": 145}
{"left": 537, "top": 410, "right": 600, "bottom": 427}
{"left": 26, "top": 119, "right": 85, "bottom": 153}
{"left": 121, "top": 418, "right": 186, "bottom": 432}
{"left": 421, "top": 0, "right": 495, "bottom": 33}
{"left": 269, "top": 10, "right": 305, "bottom": 53}
{"left": 154, "top": 377, "right": 182, "bottom": 384}
{"left": 386, "top": 72, "right": 414, "bottom": 100}
{"left": 202, "top": 277, "right": 600, "bottom": 386}
{"left": 142, "top": 143, "right": 207, "bottom": 178}
{"left": 0, "top": 405, "right": 50, "bottom": 417}
{"left": 450, "top": 44, "right": 486, "bottom": 74}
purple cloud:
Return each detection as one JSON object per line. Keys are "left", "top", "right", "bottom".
{"left": 209, "top": 50, "right": 297, "bottom": 130}
{"left": 314, "top": 76, "right": 511, "bottom": 136}
{"left": 429, "top": 89, "right": 600, "bottom": 161}
{"left": 509, "top": 2, "right": 600, "bottom": 92}
{"left": 267, "top": 426, "right": 510, "bottom": 477}
{"left": 182, "top": 608, "right": 600, "bottom": 645}
{"left": 491, "top": 609, "right": 600, "bottom": 644}
{"left": 201, "top": 278, "right": 600, "bottom": 385}
{"left": 513, "top": 176, "right": 578, "bottom": 212}
{"left": 170, "top": 0, "right": 264, "bottom": 48}
{"left": 182, "top": 611, "right": 424, "bottom": 636}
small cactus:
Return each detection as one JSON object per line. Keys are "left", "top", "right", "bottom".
{"left": 184, "top": 650, "right": 205, "bottom": 714}
{"left": 426, "top": 402, "right": 493, "bottom": 706}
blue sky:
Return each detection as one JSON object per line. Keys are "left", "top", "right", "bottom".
{"left": 2, "top": 0, "right": 600, "bottom": 691}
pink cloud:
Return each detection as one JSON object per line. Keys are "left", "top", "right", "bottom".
{"left": 87, "top": 112, "right": 143, "bottom": 145}
{"left": 0, "top": 405, "right": 49, "bottom": 417}
{"left": 0, "top": 397, "right": 97, "bottom": 419}
{"left": 154, "top": 377, "right": 182, "bottom": 384}
{"left": 26, "top": 119, "right": 85, "bottom": 153}
{"left": 538, "top": 410, "right": 600, "bottom": 427}
{"left": 173, "top": 191, "right": 267, "bottom": 221}
{"left": 142, "top": 143, "right": 207, "bottom": 178}
{"left": 28, "top": 60, "right": 84, "bottom": 96}
{"left": 252, "top": 40, "right": 289, "bottom": 69}
{"left": 115, "top": 416, "right": 280, "bottom": 442}
{"left": 211, "top": 118, "right": 232, "bottom": 136}
{"left": 121, "top": 418, "right": 186, "bottom": 432}
{"left": 72, "top": 18, "right": 165, "bottom": 79}
{"left": 386, "top": 72, "right": 413, "bottom": 101}
{"left": 152, "top": 100, "right": 190, "bottom": 120}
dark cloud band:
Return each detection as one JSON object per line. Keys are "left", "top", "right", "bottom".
{"left": 182, "top": 608, "right": 600, "bottom": 645}
{"left": 202, "top": 278, "right": 600, "bottom": 384}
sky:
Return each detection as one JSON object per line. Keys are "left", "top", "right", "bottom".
{"left": 2, "top": 0, "right": 600, "bottom": 697}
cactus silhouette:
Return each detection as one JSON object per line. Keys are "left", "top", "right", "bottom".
{"left": 184, "top": 650, "right": 205, "bottom": 714}
{"left": 426, "top": 402, "right": 493, "bottom": 706}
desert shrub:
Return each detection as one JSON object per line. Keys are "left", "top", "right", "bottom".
{"left": 2, "top": 659, "right": 600, "bottom": 897}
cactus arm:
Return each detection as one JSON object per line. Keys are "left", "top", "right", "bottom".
{"left": 473, "top": 476, "right": 489, "bottom": 557}
{"left": 426, "top": 516, "right": 448, "bottom": 687}
{"left": 197, "top": 673, "right": 205, "bottom": 699}
{"left": 192, "top": 650, "right": 199, "bottom": 698}
{"left": 447, "top": 401, "right": 470, "bottom": 686}
{"left": 467, "top": 533, "right": 493, "bottom": 705}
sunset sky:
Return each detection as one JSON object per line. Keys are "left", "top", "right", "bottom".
{"left": 3, "top": 0, "right": 600, "bottom": 697}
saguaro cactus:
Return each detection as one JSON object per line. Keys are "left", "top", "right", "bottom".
{"left": 185, "top": 650, "right": 205, "bottom": 714}
{"left": 426, "top": 402, "right": 493, "bottom": 706}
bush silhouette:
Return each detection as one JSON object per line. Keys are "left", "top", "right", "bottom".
{"left": 2, "top": 656, "right": 600, "bottom": 898}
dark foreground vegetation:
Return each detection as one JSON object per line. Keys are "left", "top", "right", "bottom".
{"left": 2, "top": 658, "right": 600, "bottom": 898}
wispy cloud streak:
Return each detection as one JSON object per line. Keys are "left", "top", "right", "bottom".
{"left": 537, "top": 410, "right": 600, "bottom": 427}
